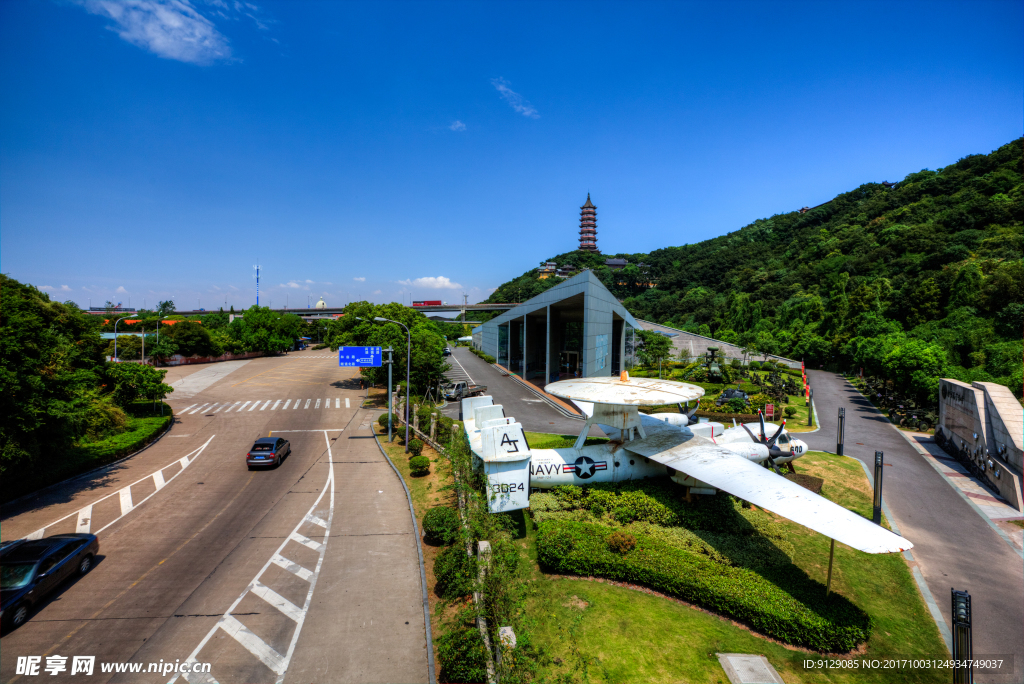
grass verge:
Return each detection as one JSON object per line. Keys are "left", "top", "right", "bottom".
{"left": 2, "top": 402, "right": 172, "bottom": 503}
{"left": 521, "top": 450, "right": 947, "bottom": 683}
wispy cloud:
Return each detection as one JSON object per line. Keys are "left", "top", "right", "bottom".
{"left": 491, "top": 78, "right": 539, "bottom": 118}
{"left": 116, "top": 286, "right": 129, "bottom": 293}
{"left": 449, "top": 120, "right": 466, "bottom": 131}
{"left": 304, "top": 279, "right": 314, "bottom": 283}
{"left": 372, "top": 290, "right": 382, "bottom": 295}
{"left": 353, "top": 276, "right": 366, "bottom": 282}
{"left": 398, "top": 276, "right": 462, "bottom": 290}
{"left": 39, "top": 285, "right": 55, "bottom": 291}
{"left": 76, "top": 0, "right": 232, "bottom": 65}
{"left": 280, "top": 281, "right": 306, "bottom": 289}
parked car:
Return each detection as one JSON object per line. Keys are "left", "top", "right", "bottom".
{"left": 715, "top": 389, "right": 749, "bottom": 406}
{"left": 442, "top": 347, "right": 452, "bottom": 357}
{"left": 444, "top": 381, "right": 487, "bottom": 401}
{"left": 1, "top": 533, "right": 99, "bottom": 631}
{"left": 246, "top": 437, "right": 291, "bottom": 469}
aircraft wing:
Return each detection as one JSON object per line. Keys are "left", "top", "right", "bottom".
{"left": 622, "top": 437, "right": 913, "bottom": 554}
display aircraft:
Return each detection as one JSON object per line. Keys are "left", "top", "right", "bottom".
{"left": 463, "top": 372, "right": 912, "bottom": 555}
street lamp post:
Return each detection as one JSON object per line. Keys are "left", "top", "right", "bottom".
{"left": 375, "top": 317, "right": 412, "bottom": 452}
{"left": 113, "top": 317, "right": 130, "bottom": 361}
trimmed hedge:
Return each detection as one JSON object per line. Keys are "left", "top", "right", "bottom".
{"left": 409, "top": 454, "right": 430, "bottom": 475}
{"left": 423, "top": 505, "right": 461, "bottom": 544}
{"left": 408, "top": 438, "right": 424, "bottom": 457}
{"left": 436, "top": 621, "right": 489, "bottom": 684}
{"left": 537, "top": 520, "right": 870, "bottom": 652}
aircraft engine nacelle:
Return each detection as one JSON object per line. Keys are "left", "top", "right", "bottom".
{"left": 528, "top": 445, "right": 669, "bottom": 488}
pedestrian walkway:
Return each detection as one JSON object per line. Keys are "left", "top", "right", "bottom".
{"left": 173, "top": 397, "right": 353, "bottom": 415}
{"left": 443, "top": 351, "right": 473, "bottom": 384}
{"left": 903, "top": 431, "right": 1024, "bottom": 524}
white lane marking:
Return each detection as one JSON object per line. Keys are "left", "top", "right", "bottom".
{"left": 23, "top": 437, "right": 217, "bottom": 541}
{"left": 448, "top": 351, "right": 475, "bottom": 384}
{"left": 172, "top": 431, "right": 336, "bottom": 684}
{"left": 336, "top": 398, "right": 340, "bottom": 408}
{"left": 304, "top": 399, "right": 311, "bottom": 409}
{"left": 345, "top": 397, "right": 350, "bottom": 408}
{"left": 153, "top": 470, "right": 165, "bottom": 490}
{"left": 282, "top": 399, "right": 291, "bottom": 410}
{"left": 119, "top": 488, "right": 134, "bottom": 515}
{"left": 251, "top": 581, "right": 303, "bottom": 622}
{"left": 271, "top": 400, "right": 281, "bottom": 410}
{"left": 217, "top": 615, "right": 288, "bottom": 675}
{"left": 293, "top": 399, "right": 300, "bottom": 409}
{"left": 314, "top": 399, "right": 321, "bottom": 409}
{"left": 213, "top": 404, "right": 227, "bottom": 413}
{"left": 76, "top": 506, "right": 93, "bottom": 533}
{"left": 304, "top": 514, "right": 328, "bottom": 528}
{"left": 289, "top": 531, "right": 324, "bottom": 553}
{"left": 324, "top": 397, "right": 330, "bottom": 409}
{"left": 179, "top": 456, "right": 190, "bottom": 468}
{"left": 176, "top": 404, "right": 197, "bottom": 415}
{"left": 248, "top": 401, "right": 261, "bottom": 411}
{"left": 237, "top": 401, "right": 251, "bottom": 412}
{"left": 271, "top": 554, "right": 313, "bottom": 582}
{"left": 188, "top": 403, "right": 210, "bottom": 415}
{"left": 260, "top": 400, "right": 271, "bottom": 411}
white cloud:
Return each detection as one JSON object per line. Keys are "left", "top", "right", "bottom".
{"left": 77, "top": 0, "right": 232, "bottom": 65}
{"left": 305, "top": 279, "right": 314, "bottom": 283}
{"left": 116, "top": 286, "right": 128, "bottom": 293}
{"left": 353, "top": 276, "right": 366, "bottom": 282}
{"left": 280, "top": 281, "right": 306, "bottom": 289}
{"left": 449, "top": 120, "right": 466, "bottom": 131}
{"left": 39, "top": 285, "right": 55, "bottom": 291}
{"left": 397, "top": 276, "right": 463, "bottom": 290}
{"left": 372, "top": 290, "right": 382, "bottom": 295}
{"left": 61, "top": 285, "right": 72, "bottom": 291}
{"left": 491, "top": 78, "right": 539, "bottom": 118}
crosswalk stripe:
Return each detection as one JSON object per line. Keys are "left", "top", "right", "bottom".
{"left": 271, "top": 554, "right": 313, "bottom": 582}
{"left": 324, "top": 397, "right": 330, "bottom": 409}
{"left": 153, "top": 470, "right": 165, "bottom": 490}
{"left": 248, "top": 401, "right": 260, "bottom": 411}
{"left": 217, "top": 615, "right": 287, "bottom": 675}
{"left": 251, "top": 581, "right": 303, "bottom": 623}
{"left": 259, "top": 400, "right": 271, "bottom": 411}
{"left": 283, "top": 399, "right": 291, "bottom": 409}
{"left": 271, "top": 400, "right": 281, "bottom": 410}
{"left": 304, "top": 399, "right": 311, "bottom": 409}
{"left": 188, "top": 403, "right": 210, "bottom": 415}
{"left": 304, "top": 514, "right": 328, "bottom": 528}
{"left": 314, "top": 398, "right": 321, "bottom": 409}
{"left": 237, "top": 401, "right": 251, "bottom": 412}
{"left": 345, "top": 397, "right": 350, "bottom": 408}
{"left": 213, "top": 404, "right": 226, "bottom": 413}
{"left": 176, "top": 404, "right": 197, "bottom": 415}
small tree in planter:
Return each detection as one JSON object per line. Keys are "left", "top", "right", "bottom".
{"left": 408, "top": 439, "right": 424, "bottom": 458}
{"left": 784, "top": 406, "right": 799, "bottom": 419}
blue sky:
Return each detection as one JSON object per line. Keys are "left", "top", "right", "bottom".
{"left": 1, "top": 0, "right": 1021, "bottom": 311}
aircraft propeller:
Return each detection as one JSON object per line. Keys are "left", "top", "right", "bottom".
{"left": 756, "top": 410, "right": 787, "bottom": 474}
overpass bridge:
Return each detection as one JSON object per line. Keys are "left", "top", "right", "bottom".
{"left": 171, "top": 303, "right": 516, "bottom": 317}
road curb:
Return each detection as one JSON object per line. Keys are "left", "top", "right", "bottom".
{"left": 369, "top": 409, "right": 437, "bottom": 684}
{"left": 490, "top": 364, "right": 585, "bottom": 421}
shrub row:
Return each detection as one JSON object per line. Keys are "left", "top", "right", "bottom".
{"left": 423, "top": 505, "right": 461, "bottom": 544}
{"left": 468, "top": 347, "right": 496, "bottom": 364}
{"left": 537, "top": 521, "right": 870, "bottom": 652}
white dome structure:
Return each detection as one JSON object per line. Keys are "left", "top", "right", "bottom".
{"left": 315, "top": 297, "right": 326, "bottom": 310}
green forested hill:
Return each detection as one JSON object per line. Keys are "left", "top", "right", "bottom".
{"left": 486, "top": 139, "right": 1023, "bottom": 401}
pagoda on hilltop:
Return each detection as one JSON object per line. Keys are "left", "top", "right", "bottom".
{"left": 578, "top": 194, "right": 599, "bottom": 252}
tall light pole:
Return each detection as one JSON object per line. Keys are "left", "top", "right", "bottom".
{"left": 375, "top": 316, "right": 411, "bottom": 452}
{"left": 113, "top": 317, "right": 130, "bottom": 361}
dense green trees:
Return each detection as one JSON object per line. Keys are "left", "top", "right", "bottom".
{"left": 488, "top": 138, "right": 1024, "bottom": 402}
{"left": 324, "top": 302, "right": 449, "bottom": 394}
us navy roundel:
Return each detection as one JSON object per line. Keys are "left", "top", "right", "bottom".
{"left": 564, "top": 456, "right": 608, "bottom": 479}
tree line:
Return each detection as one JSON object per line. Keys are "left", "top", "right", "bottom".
{"left": 486, "top": 138, "right": 1023, "bottom": 403}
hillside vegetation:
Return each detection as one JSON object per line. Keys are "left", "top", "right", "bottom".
{"left": 486, "top": 139, "right": 1023, "bottom": 402}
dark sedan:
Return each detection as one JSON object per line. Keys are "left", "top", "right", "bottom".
{"left": 246, "top": 436, "right": 291, "bottom": 469}
{"left": 1, "top": 533, "right": 99, "bottom": 631}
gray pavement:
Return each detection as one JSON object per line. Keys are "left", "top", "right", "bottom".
{"left": 0, "top": 351, "right": 428, "bottom": 684}
{"left": 443, "top": 347, "right": 600, "bottom": 436}
{"left": 804, "top": 370, "right": 1024, "bottom": 683}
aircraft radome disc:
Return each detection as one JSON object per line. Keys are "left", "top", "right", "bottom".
{"left": 545, "top": 375, "right": 705, "bottom": 405}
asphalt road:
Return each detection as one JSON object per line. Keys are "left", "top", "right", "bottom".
{"left": 442, "top": 347, "right": 601, "bottom": 436}
{"left": 804, "top": 370, "right": 1024, "bottom": 683}
{"left": 0, "top": 350, "right": 428, "bottom": 684}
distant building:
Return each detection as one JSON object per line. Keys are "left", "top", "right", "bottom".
{"left": 538, "top": 262, "right": 557, "bottom": 279}
{"left": 578, "top": 194, "right": 598, "bottom": 252}
{"left": 604, "top": 258, "right": 627, "bottom": 270}
{"left": 315, "top": 297, "right": 327, "bottom": 310}
{"left": 556, "top": 265, "right": 577, "bottom": 278}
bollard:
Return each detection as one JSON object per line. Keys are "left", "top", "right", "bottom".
{"left": 430, "top": 413, "right": 437, "bottom": 441}
{"left": 413, "top": 404, "right": 420, "bottom": 431}
{"left": 807, "top": 388, "right": 814, "bottom": 426}
{"left": 951, "top": 589, "right": 973, "bottom": 684}
{"left": 836, "top": 407, "right": 846, "bottom": 456}
{"left": 872, "top": 451, "right": 884, "bottom": 525}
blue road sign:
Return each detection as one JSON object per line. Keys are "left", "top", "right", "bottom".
{"left": 339, "top": 346, "right": 382, "bottom": 367}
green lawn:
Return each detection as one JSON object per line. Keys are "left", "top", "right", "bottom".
{"left": 520, "top": 451, "right": 947, "bottom": 683}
